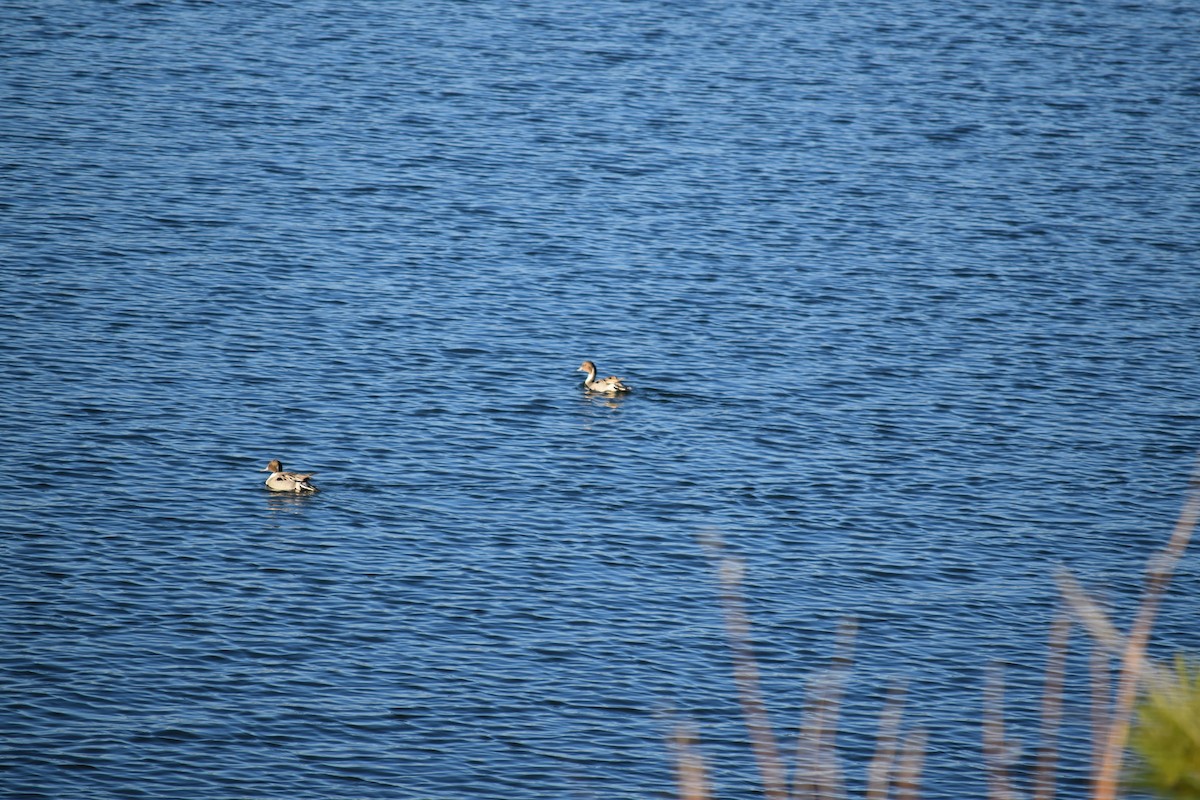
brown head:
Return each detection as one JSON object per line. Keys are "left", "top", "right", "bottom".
{"left": 262, "top": 460, "right": 283, "bottom": 473}
{"left": 578, "top": 360, "right": 596, "bottom": 373}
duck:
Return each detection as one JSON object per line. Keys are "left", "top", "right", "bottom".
{"left": 260, "top": 459, "right": 318, "bottom": 493}
{"left": 578, "top": 360, "right": 631, "bottom": 394}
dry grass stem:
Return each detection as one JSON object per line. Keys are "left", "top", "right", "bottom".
{"left": 1055, "top": 572, "right": 1169, "bottom": 686}
{"left": 983, "top": 667, "right": 1015, "bottom": 800}
{"left": 1033, "top": 613, "right": 1071, "bottom": 800}
{"left": 865, "top": 684, "right": 908, "bottom": 800}
{"left": 695, "top": 536, "right": 925, "bottom": 800}
{"left": 1089, "top": 644, "right": 1111, "bottom": 779}
{"left": 793, "top": 676, "right": 844, "bottom": 800}
{"left": 792, "top": 619, "right": 857, "bottom": 800}
{"left": 1090, "top": 465, "right": 1200, "bottom": 800}
{"left": 674, "top": 724, "right": 712, "bottom": 800}
{"left": 893, "top": 729, "right": 929, "bottom": 800}
{"left": 710, "top": 549, "right": 788, "bottom": 800}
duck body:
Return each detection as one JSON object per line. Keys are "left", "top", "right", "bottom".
{"left": 578, "top": 360, "right": 631, "bottom": 394}
{"left": 261, "top": 459, "right": 318, "bottom": 493}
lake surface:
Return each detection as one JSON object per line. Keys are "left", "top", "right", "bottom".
{"left": 2, "top": 1, "right": 1198, "bottom": 798}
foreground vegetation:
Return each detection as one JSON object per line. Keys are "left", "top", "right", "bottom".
{"left": 1130, "top": 657, "right": 1200, "bottom": 800}
{"left": 678, "top": 465, "right": 1200, "bottom": 800}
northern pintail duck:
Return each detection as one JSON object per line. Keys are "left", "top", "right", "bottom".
{"left": 578, "top": 360, "right": 631, "bottom": 394}
{"left": 261, "top": 459, "right": 318, "bottom": 493}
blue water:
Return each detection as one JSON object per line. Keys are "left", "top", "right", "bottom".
{"left": 2, "top": 1, "right": 1198, "bottom": 798}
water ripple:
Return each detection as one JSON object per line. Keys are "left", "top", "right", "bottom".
{"left": 3, "top": 0, "right": 1199, "bottom": 798}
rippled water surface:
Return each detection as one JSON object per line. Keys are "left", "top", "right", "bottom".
{"left": 3, "top": 1, "right": 1198, "bottom": 798}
